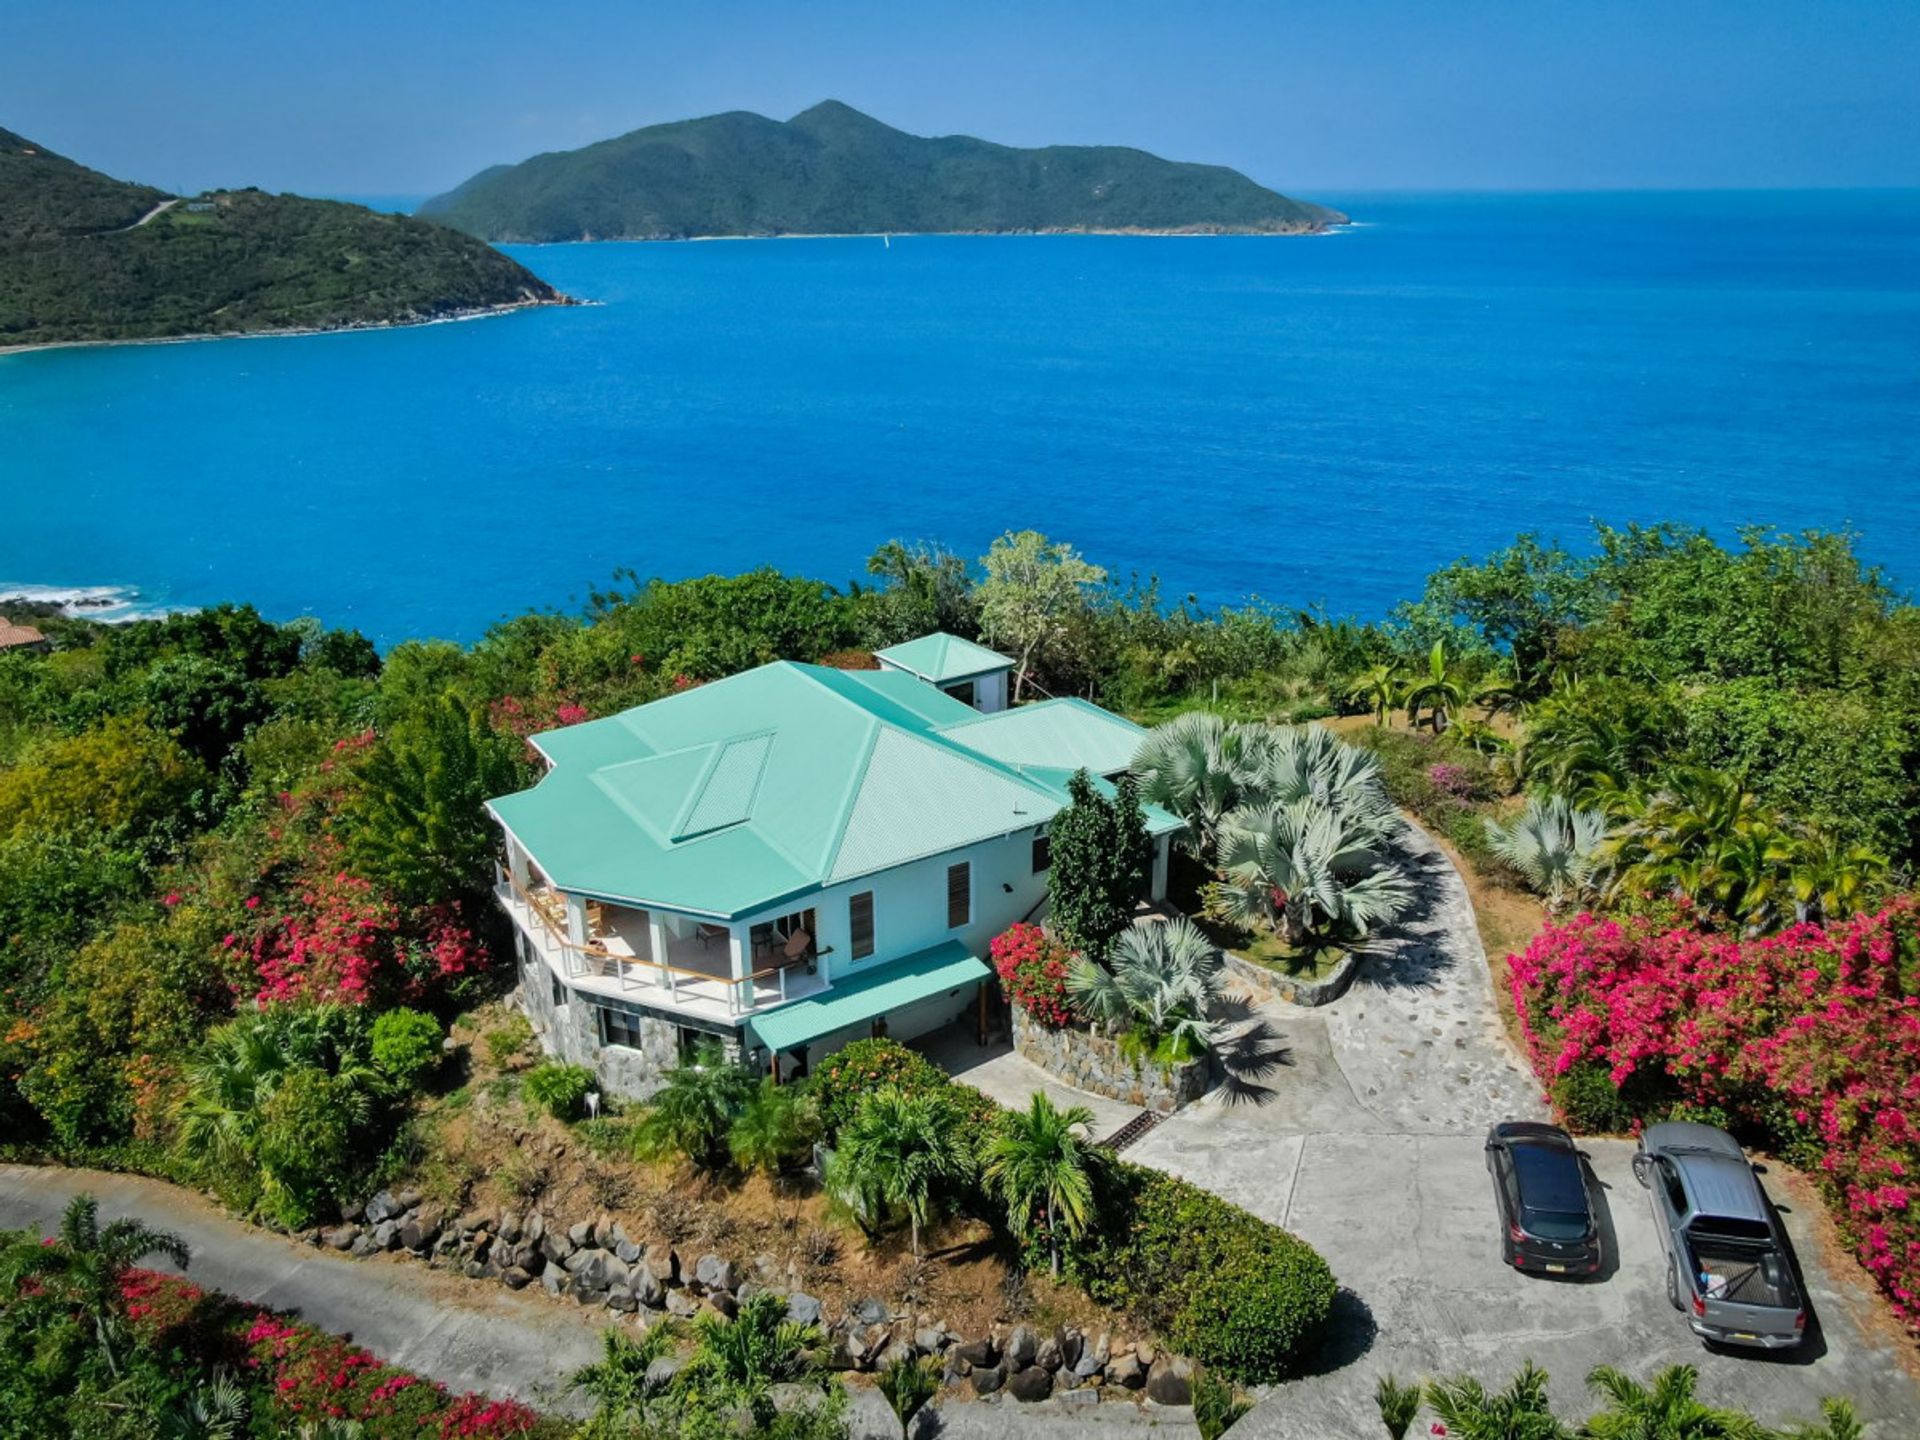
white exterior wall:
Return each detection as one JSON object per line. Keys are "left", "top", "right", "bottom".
{"left": 960, "top": 669, "right": 1010, "bottom": 713}
{"left": 738, "top": 825, "right": 1048, "bottom": 992}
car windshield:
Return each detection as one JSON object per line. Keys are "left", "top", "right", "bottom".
{"left": 1521, "top": 1206, "right": 1591, "bottom": 1240}
{"left": 1511, "top": 1141, "right": 1588, "bottom": 1218}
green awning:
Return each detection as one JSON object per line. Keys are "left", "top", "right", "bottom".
{"left": 747, "top": 941, "right": 989, "bottom": 1054}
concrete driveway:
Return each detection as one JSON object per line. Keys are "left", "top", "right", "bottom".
{"left": 1118, "top": 824, "right": 1920, "bottom": 1435}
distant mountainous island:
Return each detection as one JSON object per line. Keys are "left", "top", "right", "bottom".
{"left": 420, "top": 101, "right": 1345, "bottom": 242}
{"left": 0, "top": 126, "right": 566, "bottom": 349}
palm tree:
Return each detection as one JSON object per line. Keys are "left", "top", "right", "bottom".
{"left": 569, "top": 1323, "right": 680, "bottom": 1436}
{"left": 1351, "top": 662, "right": 1405, "bottom": 726}
{"left": 1131, "top": 712, "right": 1274, "bottom": 859}
{"left": 1484, "top": 794, "right": 1608, "bottom": 910}
{"left": 0, "top": 1193, "right": 190, "bottom": 1379}
{"left": 159, "top": 1371, "right": 249, "bottom": 1440}
{"left": 1780, "top": 1398, "right": 1866, "bottom": 1440}
{"left": 1401, "top": 640, "right": 1472, "bottom": 734}
{"left": 1066, "top": 914, "right": 1226, "bottom": 1061}
{"left": 877, "top": 1353, "right": 941, "bottom": 1440}
{"left": 1581, "top": 1364, "right": 1768, "bottom": 1439}
{"left": 1788, "top": 829, "right": 1888, "bottom": 925}
{"left": 1215, "top": 801, "right": 1414, "bottom": 945}
{"left": 684, "top": 1290, "right": 825, "bottom": 1426}
{"left": 828, "top": 1087, "right": 973, "bottom": 1260}
{"left": 1257, "top": 723, "right": 1398, "bottom": 824}
{"left": 1376, "top": 1374, "right": 1423, "bottom": 1439}
{"left": 982, "top": 1092, "right": 1107, "bottom": 1275}
{"left": 1424, "top": 1363, "right": 1571, "bottom": 1440}
{"left": 729, "top": 1079, "right": 820, "bottom": 1177}
{"left": 635, "top": 1042, "right": 754, "bottom": 1171}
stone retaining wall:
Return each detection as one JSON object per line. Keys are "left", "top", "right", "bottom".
{"left": 1219, "top": 946, "right": 1360, "bottom": 1008}
{"left": 1010, "top": 1008, "right": 1211, "bottom": 1113}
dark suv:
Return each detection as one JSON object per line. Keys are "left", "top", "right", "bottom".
{"left": 1485, "top": 1121, "right": 1602, "bottom": 1275}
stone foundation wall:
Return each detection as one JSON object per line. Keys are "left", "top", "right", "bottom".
{"left": 1219, "top": 947, "right": 1360, "bottom": 1008}
{"left": 1010, "top": 1007, "right": 1210, "bottom": 1113}
{"left": 515, "top": 934, "right": 739, "bottom": 1100}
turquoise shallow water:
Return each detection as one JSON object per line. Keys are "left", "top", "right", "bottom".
{"left": 2, "top": 191, "right": 1917, "bottom": 644}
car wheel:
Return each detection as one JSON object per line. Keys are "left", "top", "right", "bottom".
{"left": 1631, "top": 1153, "right": 1652, "bottom": 1189}
{"left": 1666, "top": 1256, "right": 1683, "bottom": 1311}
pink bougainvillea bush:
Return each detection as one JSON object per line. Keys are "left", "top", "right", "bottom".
{"left": 992, "top": 921, "right": 1077, "bottom": 1028}
{"left": 1509, "top": 901, "right": 1920, "bottom": 1333}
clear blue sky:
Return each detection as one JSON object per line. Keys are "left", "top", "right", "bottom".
{"left": 8, "top": 0, "right": 1917, "bottom": 199}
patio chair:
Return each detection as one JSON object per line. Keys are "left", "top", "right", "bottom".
{"left": 696, "top": 922, "right": 729, "bottom": 951}
{"left": 781, "top": 929, "right": 814, "bottom": 969}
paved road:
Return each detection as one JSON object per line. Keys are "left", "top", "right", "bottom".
{"left": 1123, "top": 823, "right": 1920, "bottom": 1436}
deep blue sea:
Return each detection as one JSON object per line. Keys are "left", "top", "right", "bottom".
{"left": 3, "top": 191, "right": 1917, "bottom": 645}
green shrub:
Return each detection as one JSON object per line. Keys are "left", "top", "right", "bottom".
{"left": 805, "top": 1039, "right": 949, "bottom": 1137}
{"left": 1548, "top": 1061, "right": 1678, "bottom": 1135}
{"left": 522, "top": 1062, "right": 596, "bottom": 1119}
{"left": 1075, "top": 1161, "right": 1336, "bottom": 1383}
{"left": 370, "top": 1007, "right": 444, "bottom": 1088}
{"left": 484, "top": 1013, "right": 534, "bottom": 1068}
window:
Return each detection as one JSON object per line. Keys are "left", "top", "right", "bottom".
{"left": 676, "top": 1026, "right": 711, "bottom": 1065}
{"left": 1031, "top": 827, "right": 1050, "bottom": 874}
{"left": 550, "top": 971, "right": 567, "bottom": 1008}
{"left": 947, "top": 862, "right": 971, "bottom": 929}
{"left": 598, "top": 1005, "right": 644, "bottom": 1051}
{"left": 944, "top": 679, "right": 976, "bottom": 708}
{"left": 849, "top": 891, "right": 875, "bottom": 960}
{"left": 750, "top": 908, "right": 818, "bottom": 967}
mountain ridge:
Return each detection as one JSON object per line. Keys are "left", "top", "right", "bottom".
{"left": 420, "top": 101, "right": 1345, "bottom": 242}
{"left": 0, "top": 127, "right": 566, "bottom": 349}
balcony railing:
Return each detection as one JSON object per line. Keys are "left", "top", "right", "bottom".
{"left": 494, "top": 866, "right": 814, "bottom": 1015}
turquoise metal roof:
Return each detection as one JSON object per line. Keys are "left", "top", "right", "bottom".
{"left": 874, "top": 632, "right": 1013, "bottom": 684}
{"left": 489, "top": 662, "right": 1162, "bottom": 919}
{"left": 747, "top": 941, "right": 989, "bottom": 1053}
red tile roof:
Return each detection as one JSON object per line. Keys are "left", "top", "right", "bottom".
{"left": 0, "top": 619, "right": 47, "bottom": 648}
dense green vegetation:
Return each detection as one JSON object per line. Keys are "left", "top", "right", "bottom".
{"left": 419, "top": 99, "right": 1344, "bottom": 242}
{"left": 0, "top": 125, "right": 563, "bottom": 346}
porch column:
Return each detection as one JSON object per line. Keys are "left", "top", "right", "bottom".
{"left": 648, "top": 913, "right": 670, "bottom": 971}
{"left": 731, "top": 927, "right": 754, "bottom": 1010}
{"left": 1151, "top": 834, "right": 1171, "bottom": 903}
{"left": 564, "top": 893, "right": 588, "bottom": 946}
{"left": 506, "top": 837, "right": 531, "bottom": 890}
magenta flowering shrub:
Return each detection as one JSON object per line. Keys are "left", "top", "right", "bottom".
{"left": 1510, "top": 902, "right": 1920, "bottom": 1333}
{"left": 1425, "top": 761, "right": 1483, "bottom": 800}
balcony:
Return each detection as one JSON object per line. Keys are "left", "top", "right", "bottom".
{"left": 494, "top": 871, "right": 826, "bottom": 1026}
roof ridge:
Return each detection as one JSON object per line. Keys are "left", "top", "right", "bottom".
{"left": 817, "top": 716, "right": 884, "bottom": 880}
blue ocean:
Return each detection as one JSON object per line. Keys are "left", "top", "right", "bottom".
{"left": 3, "top": 191, "right": 1917, "bottom": 645}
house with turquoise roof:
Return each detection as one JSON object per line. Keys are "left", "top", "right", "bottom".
{"left": 485, "top": 636, "right": 1179, "bottom": 1096}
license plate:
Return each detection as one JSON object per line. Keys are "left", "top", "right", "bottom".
{"left": 1731, "top": 1332, "right": 1757, "bottom": 1342}
{"left": 1543, "top": 1262, "right": 1567, "bottom": 1273}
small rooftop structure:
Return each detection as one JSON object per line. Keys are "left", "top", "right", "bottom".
{"left": 0, "top": 618, "right": 48, "bottom": 652}
{"left": 874, "top": 632, "right": 1013, "bottom": 712}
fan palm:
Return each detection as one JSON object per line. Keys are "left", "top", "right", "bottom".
{"left": 1581, "top": 1364, "right": 1768, "bottom": 1439}
{"left": 1066, "top": 914, "right": 1226, "bottom": 1061}
{"left": 828, "top": 1086, "right": 973, "bottom": 1259}
{"left": 1131, "top": 711, "right": 1274, "bottom": 859}
{"left": 1484, "top": 794, "right": 1607, "bottom": 910}
{"left": 159, "top": 1370, "right": 249, "bottom": 1440}
{"left": 1258, "top": 722, "right": 1398, "bottom": 823}
{"left": 1424, "top": 1362, "right": 1571, "bottom": 1440}
{"left": 982, "top": 1092, "right": 1107, "bottom": 1275}
{"left": 0, "top": 1193, "right": 190, "bottom": 1379}
{"left": 1215, "top": 800, "right": 1414, "bottom": 945}
{"left": 635, "top": 1042, "right": 754, "bottom": 1171}
{"left": 1401, "top": 640, "right": 1472, "bottom": 734}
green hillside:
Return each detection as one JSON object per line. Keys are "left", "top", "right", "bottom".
{"left": 420, "top": 100, "right": 1345, "bottom": 241}
{"left": 0, "top": 127, "right": 566, "bottom": 347}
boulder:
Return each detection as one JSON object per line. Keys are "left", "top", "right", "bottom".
{"left": 1035, "top": 1336, "right": 1063, "bottom": 1372}
{"left": 364, "top": 1189, "right": 404, "bottom": 1225}
{"left": 614, "top": 1238, "right": 642, "bottom": 1265}
{"left": 523, "top": 1212, "right": 546, "bottom": 1244}
{"left": 874, "top": 1339, "right": 916, "bottom": 1371}
{"left": 1108, "top": 1351, "right": 1144, "bottom": 1389}
{"left": 1007, "top": 1366, "right": 1054, "bottom": 1403}
{"left": 1005, "top": 1324, "right": 1038, "bottom": 1369}
{"left": 1135, "top": 1341, "right": 1156, "bottom": 1367}
{"left": 693, "top": 1253, "right": 736, "bottom": 1294}
{"left": 644, "top": 1356, "right": 685, "bottom": 1390}
{"left": 969, "top": 1363, "right": 1007, "bottom": 1396}
{"left": 785, "top": 1292, "right": 822, "bottom": 1327}
{"left": 570, "top": 1276, "right": 610, "bottom": 1306}
{"left": 1072, "top": 1331, "right": 1110, "bottom": 1379}
{"left": 593, "top": 1216, "right": 619, "bottom": 1248}
{"left": 394, "top": 1187, "right": 423, "bottom": 1211}
{"left": 500, "top": 1266, "right": 534, "bottom": 1290}
{"left": 322, "top": 1225, "right": 359, "bottom": 1251}
{"left": 943, "top": 1357, "right": 973, "bottom": 1384}
{"left": 640, "top": 1243, "right": 678, "bottom": 1285}
{"left": 1058, "top": 1328, "right": 1084, "bottom": 1372}
{"left": 632, "top": 1269, "right": 666, "bottom": 1308}
{"left": 753, "top": 1252, "right": 783, "bottom": 1285}
{"left": 567, "top": 1220, "right": 595, "bottom": 1248}
{"left": 541, "top": 1232, "right": 576, "bottom": 1266}
{"left": 398, "top": 1204, "right": 445, "bottom": 1252}
{"left": 606, "top": 1285, "right": 638, "bottom": 1313}
{"left": 849, "top": 1296, "right": 889, "bottom": 1329}
{"left": 1146, "top": 1355, "right": 1193, "bottom": 1407}
{"left": 913, "top": 1327, "right": 947, "bottom": 1356}
{"left": 497, "top": 1211, "right": 522, "bottom": 1243}
{"left": 370, "top": 1220, "right": 400, "bottom": 1251}
{"left": 540, "top": 1266, "right": 565, "bottom": 1297}
{"left": 665, "top": 1288, "right": 699, "bottom": 1320}
{"left": 953, "top": 1337, "right": 997, "bottom": 1368}
{"left": 456, "top": 1206, "right": 495, "bottom": 1235}
{"left": 1060, "top": 1386, "right": 1098, "bottom": 1407}
{"left": 705, "top": 1291, "right": 739, "bottom": 1320}
{"left": 341, "top": 1199, "right": 366, "bottom": 1222}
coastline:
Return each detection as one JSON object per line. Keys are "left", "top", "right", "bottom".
{"left": 0, "top": 294, "right": 573, "bottom": 358}
{"left": 482, "top": 217, "right": 1352, "bottom": 245}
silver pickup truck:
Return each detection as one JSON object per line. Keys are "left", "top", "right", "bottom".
{"left": 1632, "top": 1121, "right": 1805, "bottom": 1350}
